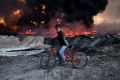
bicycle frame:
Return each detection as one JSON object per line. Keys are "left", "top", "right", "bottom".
{"left": 41, "top": 47, "right": 88, "bottom": 69}
{"left": 64, "top": 50, "right": 80, "bottom": 62}
{"left": 49, "top": 48, "right": 80, "bottom": 63}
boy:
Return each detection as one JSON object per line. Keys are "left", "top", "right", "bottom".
{"left": 55, "top": 24, "right": 69, "bottom": 65}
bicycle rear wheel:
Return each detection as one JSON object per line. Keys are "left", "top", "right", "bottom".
{"left": 40, "top": 53, "right": 56, "bottom": 69}
{"left": 72, "top": 51, "right": 88, "bottom": 69}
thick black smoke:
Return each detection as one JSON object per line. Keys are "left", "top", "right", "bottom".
{"left": 0, "top": 0, "right": 26, "bottom": 18}
{"left": 62, "top": 0, "right": 108, "bottom": 27}
{"left": 0, "top": 0, "right": 108, "bottom": 28}
{"left": 24, "top": 0, "right": 108, "bottom": 28}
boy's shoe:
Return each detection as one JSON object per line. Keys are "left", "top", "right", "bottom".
{"left": 57, "top": 61, "right": 67, "bottom": 66}
{"left": 60, "top": 62, "right": 67, "bottom": 66}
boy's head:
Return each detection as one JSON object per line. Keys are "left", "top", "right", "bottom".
{"left": 55, "top": 24, "right": 62, "bottom": 32}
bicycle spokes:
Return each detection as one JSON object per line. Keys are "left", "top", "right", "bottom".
{"left": 72, "top": 52, "right": 88, "bottom": 69}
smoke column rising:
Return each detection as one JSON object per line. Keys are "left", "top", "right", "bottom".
{"left": 0, "top": 0, "right": 108, "bottom": 28}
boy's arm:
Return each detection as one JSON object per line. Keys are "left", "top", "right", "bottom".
{"left": 61, "top": 32, "right": 69, "bottom": 46}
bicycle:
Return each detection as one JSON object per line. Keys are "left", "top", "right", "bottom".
{"left": 40, "top": 46, "right": 88, "bottom": 69}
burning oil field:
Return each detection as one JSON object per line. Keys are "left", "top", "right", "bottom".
{"left": 0, "top": 0, "right": 108, "bottom": 37}
{"left": 0, "top": 0, "right": 120, "bottom": 80}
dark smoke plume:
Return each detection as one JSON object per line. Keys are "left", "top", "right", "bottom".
{"left": 0, "top": 0, "right": 108, "bottom": 28}
{"left": 25, "top": 0, "right": 108, "bottom": 28}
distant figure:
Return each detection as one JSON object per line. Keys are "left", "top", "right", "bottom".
{"left": 55, "top": 24, "right": 69, "bottom": 65}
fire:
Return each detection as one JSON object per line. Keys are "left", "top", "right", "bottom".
{"left": 30, "top": 21, "right": 39, "bottom": 27}
{"left": 18, "top": 26, "right": 96, "bottom": 38}
{"left": 64, "top": 30, "right": 95, "bottom": 37}
{"left": 61, "top": 26, "right": 96, "bottom": 37}
{"left": 62, "top": 24, "right": 96, "bottom": 37}
{"left": 25, "top": 29, "right": 36, "bottom": 35}
{"left": 41, "top": 4, "right": 46, "bottom": 14}
{"left": 18, "top": 18, "right": 97, "bottom": 38}
{"left": 0, "top": 17, "right": 6, "bottom": 26}
{"left": 82, "top": 32, "right": 92, "bottom": 35}
{"left": 13, "top": 9, "right": 22, "bottom": 16}
{"left": 18, "top": 0, "right": 26, "bottom": 4}
{"left": 42, "top": 4, "right": 46, "bottom": 10}
{"left": 48, "top": 19, "right": 97, "bottom": 38}
{"left": 63, "top": 28, "right": 74, "bottom": 37}
{"left": 12, "top": 9, "right": 23, "bottom": 18}
{"left": 11, "top": 25, "right": 19, "bottom": 31}
{"left": 41, "top": 21, "right": 45, "bottom": 24}
{"left": 19, "top": 29, "right": 36, "bottom": 35}
{"left": 57, "top": 18, "right": 62, "bottom": 24}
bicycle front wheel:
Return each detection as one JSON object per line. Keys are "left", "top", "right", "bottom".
{"left": 40, "top": 53, "right": 56, "bottom": 69}
{"left": 72, "top": 51, "right": 88, "bottom": 69}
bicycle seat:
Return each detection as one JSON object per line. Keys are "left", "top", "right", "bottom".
{"left": 68, "top": 45, "right": 72, "bottom": 49}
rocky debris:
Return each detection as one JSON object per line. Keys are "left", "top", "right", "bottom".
{"left": 90, "top": 34, "right": 120, "bottom": 47}
{"left": 0, "top": 43, "right": 120, "bottom": 80}
{"left": 70, "top": 35, "right": 93, "bottom": 49}
{"left": 44, "top": 34, "right": 120, "bottom": 50}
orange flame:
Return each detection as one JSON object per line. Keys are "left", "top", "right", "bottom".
{"left": 19, "top": 29, "right": 36, "bottom": 35}
{"left": 13, "top": 9, "right": 22, "bottom": 16}
{"left": 64, "top": 30, "right": 96, "bottom": 37}
{"left": 11, "top": 25, "right": 19, "bottom": 31}
{"left": 41, "top": 4, "right": 46, "bottom": 14}
{"left": 57, "top": 18, "right": 62, "bottom": 24}
{"left": 18, "top": 0, "right": 26, "bottom": 4}
{"left": 0, "top": 17, "right": 6, "bottom": 26}
{"left": 61, "top": 25, "right": 96, "bottom": 37}
{"left": 41, "top": 21, "right": 45, "bottom": 24}
{"left": 42, "top": 4, "right": 46, "bottom": 10}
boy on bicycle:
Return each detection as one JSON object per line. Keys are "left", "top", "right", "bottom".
{"left": 55, "top": 24, "right": 69, "bottom": 65}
